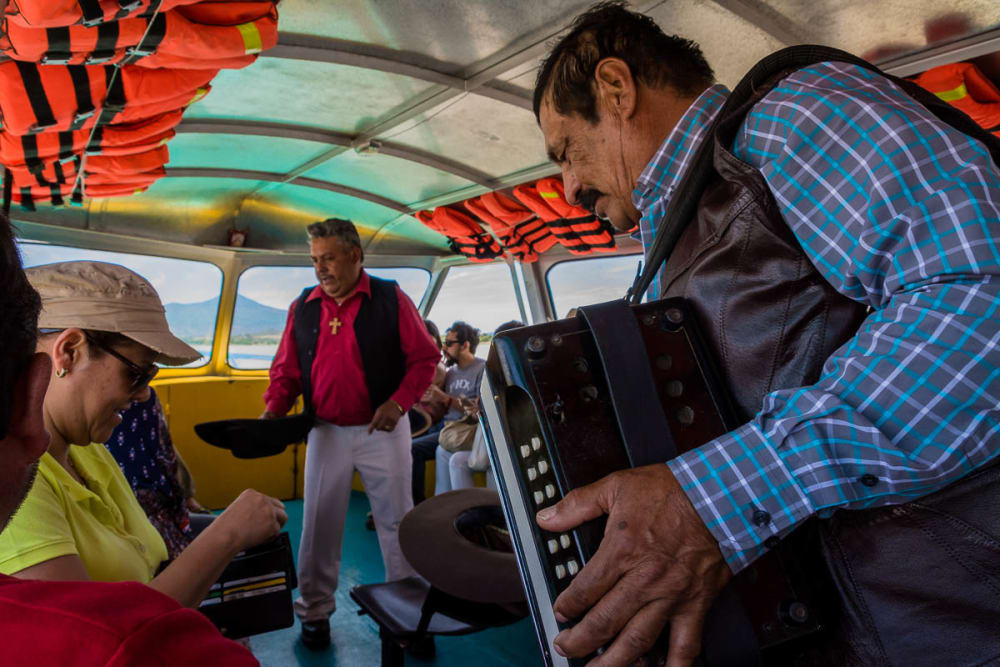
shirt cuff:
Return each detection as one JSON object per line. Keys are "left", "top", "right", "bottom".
{"left": 666, "top": 421, "right": 815, "bottom": 572}
{"left": 390, "top": 391, "right": 414, "bottom": 414}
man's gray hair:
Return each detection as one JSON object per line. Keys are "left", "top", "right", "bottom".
{"left": 306, "top": 218, "right": 363, "bottom": 253}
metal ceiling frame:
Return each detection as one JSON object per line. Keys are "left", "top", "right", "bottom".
{"left": 876, "top": 25, "right": 1000, "bottom": 77}
{"left": 164, "top": 167, "right": 410, "bottom": 213}
{"left": 176, "top": 119, "right": 500, "bottom": 188}
{"left": 265, "top": 34, "right": 532, "bottom": 109}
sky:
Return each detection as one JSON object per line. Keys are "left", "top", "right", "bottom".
{"left": 18, "top": 240, "right": 643, "bottom": 337}
{"left": 19, "top": 242, "right": 223, "bottom": 305}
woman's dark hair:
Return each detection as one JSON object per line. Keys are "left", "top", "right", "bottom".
{"left": 533, "top": 1, "right": 714, "bottom": 123}
{"left": 0, "top": 214, "right": 41, "bottom": 440}
{"left": 447, "top": 321, "right": 481, "bottom": 355}
{"left": 424, "top": 319, "right": 441, "bottom": 350}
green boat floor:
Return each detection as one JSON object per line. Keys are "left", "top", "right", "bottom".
{"left": 249, "top": 492, "right": 542, "bottom": 666}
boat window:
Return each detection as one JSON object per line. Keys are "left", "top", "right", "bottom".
{"left": 427, "top": 262, "right": 522, "bottom": 358}
{"left": 229, "top": 266, "right": 430, "bottom": 370}
{"left": 17, "top": 242, "right": 222, "bottom": 368}
{"left": 546, "top": 254, "right": 643, "bottom": 317}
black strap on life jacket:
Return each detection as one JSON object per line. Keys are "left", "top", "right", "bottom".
{"left": 96, "top": 65, "right": 126, "bottom": 126}
{"left": 41, "top": 28, "right": 73, "bottom": 64}
{"left": 67, "top": 65, "right": 96, "bottom": 130}
{"left": 78, "top": 0, "right": 104, "bottom": 27}
{"left": 124, "top": 12, "right": 167, "bottom": 63}
{"left": 629, "top": 44, "right": 1000, "bottom": 303}
{"left": 19, "top": 135, "right": 45, "bottom": 176}
{"left": 87, "top": 21, "right": 122, "bottom": 63}
{"left": 18, "top": 186, "right": 34, "bottom": 212}
{"left": 86, "top": 125, "right": 104, "bottom": 154}
{"left": 16, "top": 61, "right": 58, "bottom": 133}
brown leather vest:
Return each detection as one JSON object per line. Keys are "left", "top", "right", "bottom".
{"left": 658, "top": 82, "right": 867, "bottom": 420}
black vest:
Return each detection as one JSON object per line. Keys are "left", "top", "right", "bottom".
{"left": 292, "top": 275, "right": 406, "bottom": 417}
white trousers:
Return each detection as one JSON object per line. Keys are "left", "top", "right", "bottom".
{"left": 434, "top": 448, "right": 497, "bottom": 494}
{"left": 293, "top": 418, "right": 416, "bottom": 621}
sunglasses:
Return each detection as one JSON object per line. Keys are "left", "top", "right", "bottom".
{"left": 84, "top": 332, "right": 159, "bottom": 393}
{"left": 443, "top": 338, "right": 461, "bottom": 347}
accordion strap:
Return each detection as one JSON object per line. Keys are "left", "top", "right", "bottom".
{"left": 577, "top": 300, "right": 676, "bottom": 465}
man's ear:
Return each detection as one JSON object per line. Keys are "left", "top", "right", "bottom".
{"left": 594, "top": 57, "right": 638, "bottom": 119}
{"left": 6, "top": 352, "right": 52, "bottom": 463}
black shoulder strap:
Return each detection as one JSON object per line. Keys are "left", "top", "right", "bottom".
{"left": 628, "top": 44, "right": 1000, "bottom": 304}
{"left": 292, "top": 286, "right": 320, "bottom": 416}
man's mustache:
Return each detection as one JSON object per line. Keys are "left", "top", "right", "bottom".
{"left": 576, "top": 188, "right": 603, "bottom": 215}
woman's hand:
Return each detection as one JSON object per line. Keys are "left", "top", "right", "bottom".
{"left": 151, "top": 489, "right": 287, "bottom": 608}
{"left": 212, "top": 489, "right": 287, "bottom": 552}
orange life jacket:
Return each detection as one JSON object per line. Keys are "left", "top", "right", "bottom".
{"left": 512, "top": 179, "right": 616, "bottom": 255}
{"left": 5, "top": 145, "right": 167, "bottom": 189}
{"left": 464, "top": 191, "right": 556, "bottom": 263}
{"left": 0, "top": 61, "right": 214, "bottom": 135}
{"left": 414, "top": 208, "right": 505, "bottom": 263}
{"left": 6, "top": 0, "right": 200, "bottom": 28}
{"left": 0, "top": 3, "right": 277, "bottom": 69}
{"left": 9, "top": 179, "right": 149, "bottom": 208}
{"left": 0, "top": 108, "right": 182, "bottom": 172}
{"left": 914, "top": 62, "right": 1000, "bottom": 138}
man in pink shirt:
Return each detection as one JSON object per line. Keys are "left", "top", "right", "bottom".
{"left": 261, "top": 218, "right": 439, "bottom": 649}
{"left": 0, "top": 214, "right": 256, "bottom": 665}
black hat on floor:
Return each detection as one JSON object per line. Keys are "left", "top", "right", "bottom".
{"left": 194, "top": 414, "right": 312, "bottom": 459}
{"left": 399, "top": 488, "right": 525, "bottom": 605}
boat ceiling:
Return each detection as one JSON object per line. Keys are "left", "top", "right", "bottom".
{"left": 13, "top": 0, "right": 1000, "bottom": 257}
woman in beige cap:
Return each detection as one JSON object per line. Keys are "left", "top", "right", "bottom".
{"left": 0, "top": 260, "right": 287, "bottom": 609}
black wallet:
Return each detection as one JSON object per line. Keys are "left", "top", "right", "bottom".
{"left": 198, "top": 532, "right": 298, "bottom": 638}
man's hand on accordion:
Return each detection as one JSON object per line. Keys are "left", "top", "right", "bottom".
{"left": 536, "top": 464, "right": 731, "bottom": 667}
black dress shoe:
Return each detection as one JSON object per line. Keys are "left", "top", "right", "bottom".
{"left": 405, "top": 635, "right": 435, "bottom": 659}
{"left": 300, "top": 618, "right": 331, "bottom": 650}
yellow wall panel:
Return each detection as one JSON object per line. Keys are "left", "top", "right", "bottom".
{"left": 154, "top": 377, "right": 301, "bottom": 509}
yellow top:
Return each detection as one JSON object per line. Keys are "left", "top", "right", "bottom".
{"left": 0, "top": 443, "right": 168, "bottom": 582}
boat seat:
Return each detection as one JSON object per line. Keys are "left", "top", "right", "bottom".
{"left": 350, "top": 575, "right": 526, "bottom": 667}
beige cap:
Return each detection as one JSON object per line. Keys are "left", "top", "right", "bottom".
{"left": 27, "top": 260, "right": 202, "bottom": 366}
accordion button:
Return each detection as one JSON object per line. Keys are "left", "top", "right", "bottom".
{"left": 527, "top": 467, "right": 538, "bottom": 481}
{"left": 538, "top": 460, "right": 550, "bottom": 474}
{"left": 560, "top": 534, "right": 571, "bottom": 549}
{"left": 520, "top": 445, "right": 531, "bottom": 458}
{"left": 545, "top": 484, "right": 556, "bottom": 499}
{"left": 555, "top": 564, "right": 567, "bottom": 580}
{"left": 531, "top": 436, "right": 542, "bottom": 451}
{"left": 567, "top": 560, "right": 579, "bottom": 576}
{"left": 534, "top": 490, "right": 545, "bottom": 505}
{"left": 548, "top": 539, "right": 559, "bottom": 554}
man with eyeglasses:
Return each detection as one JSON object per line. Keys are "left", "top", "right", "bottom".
{"left": 410, "top": 321, "right": 485, "bottom": 505}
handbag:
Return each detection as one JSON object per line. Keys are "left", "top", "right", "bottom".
{"left": 438, "top": 414, "right": 477, "bottom": 453}
{"left": 466, "top": 424, "right": 490, "bottom": 471}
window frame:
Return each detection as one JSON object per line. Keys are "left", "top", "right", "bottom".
{"left": 544, "top": 252, "right": 644, "bottom": 318}
{"left": 226, "top": 263, "right": 432, "bottom": 371}
{"left": 16, "top": 240, "right": 225, "bottom": 370}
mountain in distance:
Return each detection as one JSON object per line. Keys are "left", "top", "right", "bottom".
{"left": 164, "top": 295, "right": 286, "bottom": 340}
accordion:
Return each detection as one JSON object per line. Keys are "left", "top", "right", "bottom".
{"left": 480, "top": 298, "right": 825, "bottom": 666}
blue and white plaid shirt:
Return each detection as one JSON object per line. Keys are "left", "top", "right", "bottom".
{"left": 633, "top": 62, "right": 1000, "bottom": 571}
